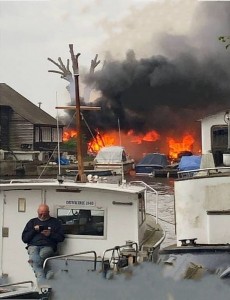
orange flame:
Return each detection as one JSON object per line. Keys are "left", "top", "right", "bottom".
{"left": 63, "top": 129, "right": 78, "bottom": 142}
{"left": 167, "top": 134, "right": 195, "bottom": 159}
{"left": 63, "top": 128, "right": 198, "bottom": 161}
{"left": 87, "top": 130, "right": 160, "bottom": 155}
{"left": 88, "top": 131, "right": 118, "bottom": 155}
{"left": 127, "top": 130, "right": 160, "bottom": 144}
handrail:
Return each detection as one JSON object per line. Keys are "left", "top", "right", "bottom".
{"left": 178, "top": 166, "right": 230, "bottom": 179}
{"left": 0, "top": 179, "right": 58, "bottom": 185}
{"left": 43, "top": 250, "right": 97, "bottom": 271}
{"left": 152, "top": 230, "right": 166, "bottom": 249}
{"left": 102, "top": 242, "right": 138, "bottom": 268}
{"left": 129, "top": 181, "right": 159, "bottom": 224}
{"left": 139, "top": 223, "right": 166, "bottom": 250}
{"left": 0, "top": 280, "right": 34, "bottom": 288}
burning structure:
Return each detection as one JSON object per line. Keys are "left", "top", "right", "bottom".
{"left": 48, "top": 51, "right": 202, "bottom": 162}
{"left": 48, "top": 2, "right": 230, "bottom": 162}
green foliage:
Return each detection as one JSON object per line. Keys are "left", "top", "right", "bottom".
{"left": 219, "top": 36, "right": 230, "bottom": 49}
{"left": 63, "top": 138, "right": 76, "bottom": 151}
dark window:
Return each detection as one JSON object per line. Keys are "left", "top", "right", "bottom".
{"left": 57, "top": 208, "right": 104, "bottom": 236}
{"left": 212, "top": 126, "right": 228, "bottom": 149}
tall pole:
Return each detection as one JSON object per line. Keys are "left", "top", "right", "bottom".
{"left": 69, "top": 44, "right": 85, "bottom": 182}
{"left": 224, "top": 111, "right": 230, "bottom": 150}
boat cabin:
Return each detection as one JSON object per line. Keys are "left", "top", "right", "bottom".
{"left": 201, "top": 110, "right": 230, "bottom": 166}
{"left": 94, "top": 146, "right": 134, "bottom": 174}
{"left": 135, "top": 153, "right": 169, "bottom": 175}
{"left": 0, "top": 179, "right": 150, "bottom": 284}
{"left": 173, "top": 109, "right": 230, "bottom": 246}
{"left": 174, "top": 174, "right": 230, "bottom": 246}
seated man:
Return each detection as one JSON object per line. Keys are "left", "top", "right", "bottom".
{"left": 22, "top": 204, "right": 65, "bottom": 284}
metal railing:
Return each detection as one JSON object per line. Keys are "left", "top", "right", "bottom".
{"left": 101, "top": 242, "right": 138, "bottom": 273}
{"left": 5, "top": 179, "right": 57, "bottom": 184}
{"left": 102, "top": 242, "right": 138, "bottom": 262}
{"left": 129, "top": 181, "right": 159, "bottom": 224}
{"left": 43, "top": 250, "right": 97, "bottom": 271}
{"left": 0, "top": 280, "right": 34, "bottom": 288}
{"left": 178, "top": 166, "right": 230, "bottom": 179}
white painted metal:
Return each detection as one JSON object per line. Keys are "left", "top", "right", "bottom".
{"left": 0, "top": 179, "right": 151, "bottom": 285}
{"left": 175, "top": 173, "right": 230, "bottom": 246}
{"left": 94, "top": 146, "right": 134, "bottom": 174}
{"left": 201, "top": 110, "right": 228, "bottom": 154}
{"left": 223, "top": 153, "right": 230, "bottom": 166}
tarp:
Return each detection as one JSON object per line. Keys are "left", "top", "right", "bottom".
{"left": 178, "top": 155, "right": 201, "bottom": 171}
{"left": 136, "top": 153, "right": 168, "bottom": 168}
{"left": 94, "top": 146, "right": 130, "bottom": 163}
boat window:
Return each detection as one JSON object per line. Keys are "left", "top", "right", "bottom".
{"left": 57, "top": 208, "right": 104, "bottom": 236}
{"left": 138, "top": 193, "right": 146, "bottom": 225}
{"left": 212, "top": 126, "right": 228, "bottom": 149}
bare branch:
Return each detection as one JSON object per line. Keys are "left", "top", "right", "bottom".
{"left": 219, "top": 36, "right": 230, "bottom": 50}
{"left": 47, "top": 57, "right": 73, "bottom": 82}
{"left": 69, "top": 44, "right": 81, "bottom": 75}
{"left": 90, "top": 54, "right": 100, "bottom": 74}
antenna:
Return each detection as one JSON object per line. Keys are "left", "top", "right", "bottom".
{"left": 118, "top": 118, "right": 121, "bottom": 146}
{"left": 56, "top": 92, "right": 61, "bottom": 176}
{"left": 118, "top": 118, "right": 125, "bottom": 183}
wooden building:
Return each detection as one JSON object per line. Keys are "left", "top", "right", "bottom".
{"left": 0, "top": 83, "right": 63, "bottom": 156}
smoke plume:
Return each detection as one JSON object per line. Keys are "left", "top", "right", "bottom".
{"left": 63, "top": 1, "right": 230, "bottom": 157}
{"left": 84, "top": 2, "right": 230, "bottom": 135}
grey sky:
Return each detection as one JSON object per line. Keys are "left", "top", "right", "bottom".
{"left": 0, "top": 0, "right": 199, "bottom": 117}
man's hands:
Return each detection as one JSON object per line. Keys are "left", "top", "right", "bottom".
{"left": 34, "top": 225, "right": 51, "bottom": 236}
{"left": 34, "top": 225, "right": 40, "bottom": 231}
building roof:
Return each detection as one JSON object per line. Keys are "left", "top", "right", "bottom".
{"left": 0, "top": 83, "right": 62, "bottom": 126}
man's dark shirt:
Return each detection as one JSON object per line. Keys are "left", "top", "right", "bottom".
{"left": 22, "top": 217, "right": 65, "bottom": 252}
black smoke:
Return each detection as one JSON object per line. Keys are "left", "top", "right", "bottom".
{"left": 82, "top": 2, "right": 230, "bottom": 139}
{"left": 85, "top": 51, "right": 229, "bottom": 136}
{"left": 62, "top": 2, "right": 230, "bottom": 157}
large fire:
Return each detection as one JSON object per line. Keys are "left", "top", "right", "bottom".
{"left": 63, "top": 129, "right": 78, "bottom": 141}
{"left": 127, "top": 130, "right": 159, "bottom": 144}
{"left": 167, "top": 134, "right": 195, "bottom": 159}
{"left": 63, "top": 128, "right": 199, "bottom": 161}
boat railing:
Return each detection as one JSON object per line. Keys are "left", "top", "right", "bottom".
{"left": 178, "top": 166, "right": 230, "bottom": 179}
{"left": 129, "top": 181, "right": 159, "bottom": 224}
{"left": 101, "top": 242, "right": 138, "bottom": 274}
{"left": 0, "top": 280, "right": 34, "bottom": 289}
{"left": 0, "top": 178, "right": 58, "bottom": 184}
{"left": 43, "top": 250, "right": 97, "bottom": 271}
{"left": 0, "top": 176, "right": 74, "bottom": 185}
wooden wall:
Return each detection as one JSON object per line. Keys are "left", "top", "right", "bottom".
{"left": 0, "top": 106, "right": 11, "bottom": 150}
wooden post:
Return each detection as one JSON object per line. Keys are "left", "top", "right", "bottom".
{"left": 48, "top": 45, "right": 101, "bottom": 182}
{"left": 69, "top": 44, "right": 86, "bottom": 182}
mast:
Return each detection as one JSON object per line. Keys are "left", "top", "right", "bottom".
{"left": 69, "top": 44, "right": 86, "bottom": 182}
{"left": 48, "top": 44, "right": 101, "bottom": 182}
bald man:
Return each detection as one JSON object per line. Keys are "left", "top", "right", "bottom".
{"left": 22, "top": 204, "right": 65, "bottom": 283}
